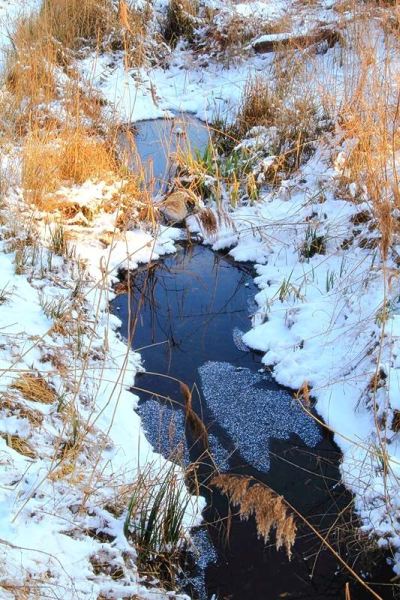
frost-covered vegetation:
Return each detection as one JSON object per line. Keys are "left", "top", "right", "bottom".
{"left": 1, "top": 0, "right": 400, "bottom": 598}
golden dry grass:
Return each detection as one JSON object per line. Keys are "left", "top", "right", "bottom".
{"left": 333, "top": 17, "right": 397, "bottom": 261}
{"left": 11, "top": 373, "right": 56, "bottom": 405}
{"left": 1, "top": 433, "right": 37, "bottom": 458}
{"left": 5, "top": 0, "right": 149, "bottom": 121}
{"left": 41, "top": 0, "right": 116, "bottom": 50}
{"left": 0, "top": 581, "right": 43, "bottom": 600}
{"left": 212, "top": 474, "right": 297, "bottom": 559}
{"left": 236, "top": 76, "right": 274, "bottom": 134}
{"left": 5, "top": 15, "right": 58, "bottom": 108}
{"left": 22, "top": 127, "right": 117, "bottom": 207}
{"left": 0, "top": 396, "right": 44, "bottom": 426}
{"left": 42, "top": 0, "right": 150, "bottom": 63}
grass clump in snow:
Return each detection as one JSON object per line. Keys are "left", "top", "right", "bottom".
{"left": 164, "top": 0, "right": 199, "bottom": 47}
{"left": 5, "top": 14, "right": 59, "bottom": 110}
{"left": 39, "top": 292, "right": 70, "bottom": 321}
{"left": 22, "top": 127, "right": 117, "bottom": 208}
{"left": 41, "top": 0, "right": 116, "bottom": 50}
{"left": 0, "top": 396, "right": 44, "bottom": 427}
{"left": 21, "top": 0, "right": 150, "bottom": 58}
{"left": 11, "top": 373, "right": 56, "bottom": 405}
{"left": 236, "top": 73, "right": 323, "bottom": 178}
{"left": 21, "top": 121, "right": 153, "bottom": 228}
{"left": 40, "top": 0, "right": 151, "bottom": 66}
{"left": 5, "top": 0, "right": 150, "bottom": 117}
{"left": 300, "top": 226, "right": 326, "bottom": 259}
{"left": 1, "top": 433, "right": 37, "bottom": 458}
{"left": 236, "top": 75, "right": 275, "bottom": 135}
{"left": 123, "top": 463, "right": 190, "bottom": 587}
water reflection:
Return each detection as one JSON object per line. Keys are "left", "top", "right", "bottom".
{"left": 119, "top": 114, "right": 211, "bottom": 194}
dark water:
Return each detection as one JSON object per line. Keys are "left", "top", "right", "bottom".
{"left": 120, "top": 114, "right": 211, "bottom": 194}
{"left": 111, "top": 245, "right": 393, "bottom": 600}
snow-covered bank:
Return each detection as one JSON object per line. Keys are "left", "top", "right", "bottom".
{"left": 0, "top": 183, "right": 204, "bottom": 598}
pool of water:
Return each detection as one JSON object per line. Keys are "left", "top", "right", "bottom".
{"left": 119, "top": 114, "right": 211, "bottom": 194}
{"left": 111, "top": 244, "right": 393, "bottom": 600}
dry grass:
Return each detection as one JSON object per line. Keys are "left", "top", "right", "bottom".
{"left": 11, "top": 373, "right": 56, "bottom": 405}
{"left": 1, "top": 433, "right": 37, "bottom": 458}
{"left": 5, "top": 0, "right": 150, "bottom": 120}
{"left": 5, "top": 15, "right": 58, "bottom": 108}
{"left": 236, "top": 75, "right": 274, "bottom": 135}
{"left": 164, "top": 0, "right": 199, "bottom": 47}
{"left": 212, "top": 474, "right": 297, "bottom": 559}
{"left": 233, "top": 62, "right": 322, "bottom": 181}
{"left": 196, "top": 207, "right": 218, "bottom": 236}
{"left": 22, "top": 127, "right": 117, "bottom": 207}
{"left": 40, "top": 0, "right": 116, "bottom": 50}
{"left": 333, "top": 14, "right": 398, "bottom": 261}
{"left": 0, "top": 395, "right": 44, "bottom": 426}
{"left": 0, "top": 581, "right": 35, "bottom": 600}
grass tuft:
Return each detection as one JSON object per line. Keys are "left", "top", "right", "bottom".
{"left": 11, "top": 373, "right": 56, "bottom": 405}
{"left": 1, "top": 433, "right": 37, "bottom": 458}
{"left": 164, "top": 0, "right": 199, "bottom": 47}
{"left": 124, "top": 463, "right": 190, "bottom": 586}
{"left": 22, "top": 128, "right": 117, "bottom": 208}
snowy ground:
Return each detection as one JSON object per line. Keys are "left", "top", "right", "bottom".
{"left": 0, "top": 193, "right": 203, "bottom": 598}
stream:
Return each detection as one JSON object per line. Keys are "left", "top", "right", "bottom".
{"left": 112, "top": 116, "right": 393, "bottom": 599}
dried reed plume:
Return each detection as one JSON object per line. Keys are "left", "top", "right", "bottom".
{"left": 212, "top": 474, "right": 297, "bottom": 559}
{"left": 294, "top": 380, "right": 311, "bottom": 408}
{"left": 180, "top": 382, "right": 209, "bottom": 449}
{"left": 196, "top": 207, "right": 218, "bottom": 236}
{"left": 118, "top": 0, "right": 132, "bottom": 33}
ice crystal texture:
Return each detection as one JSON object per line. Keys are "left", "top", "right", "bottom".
{"left": 232, "top": 327, "right": 250, "bottom": 352}
{"left": 198, "top": 361, "right": 321, "bottom": 472}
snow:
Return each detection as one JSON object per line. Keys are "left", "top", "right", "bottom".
{"left": 233, "top": 0, "right": 289, "bottom": 20}
{"left": 80, "top": 49, "right": 273, "bottom": 124}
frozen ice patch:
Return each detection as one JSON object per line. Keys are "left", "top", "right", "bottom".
{"left": 138, "top": 399, "right": 189, "bottom": 464}
{"left": 232, "top": 327, "right": 250, "bottom": 352}
{"left": 208, "top": 433, "right": 231, "bottom": 471}
{"left": 198, "top": 361, "right": 322, "bottom": 472}
{"left": 138, "top": 399, "right": 231, "bottom": 471}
